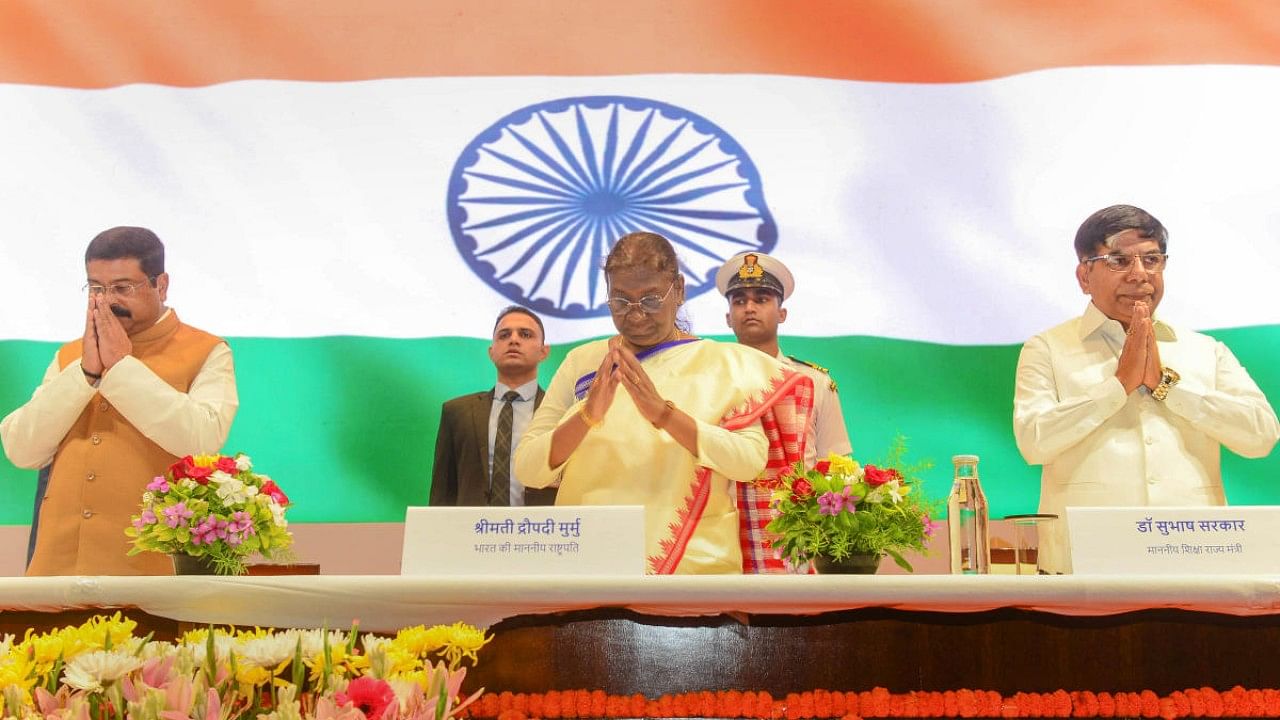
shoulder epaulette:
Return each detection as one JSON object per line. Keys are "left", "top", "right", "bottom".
{"left": 787, "top": 355, "right": 839, "bottom": 393}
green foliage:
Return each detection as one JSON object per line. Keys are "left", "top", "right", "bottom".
{"left": 764, "top": 436, "right": 941, "bottom": 570}
{"left": 126, "top": 453, "right": 294, "bottom": 575}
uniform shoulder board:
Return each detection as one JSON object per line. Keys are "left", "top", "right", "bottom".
{"left": 787, "top": 355, "right": 839, "bottom": 393}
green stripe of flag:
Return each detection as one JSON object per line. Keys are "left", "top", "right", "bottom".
{"left": 2, "top": 326, "right": 1276, "bottom": 524}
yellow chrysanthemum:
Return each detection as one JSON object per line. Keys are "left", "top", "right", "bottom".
{"left": 396, "top": 668, "right": 428, "bottom": 690}
{"left": 0, "top": 653, "right": 37, "bottom": 701}
{"left": 236, "top": 664, "right": 272, "bottom": 687}
{"left": 436, "top": 622, "right": 491, "bottom": 669}
{"left": 192, "top": 454, "right": 221, "bottom": 467}
{"left": 75, "top": 612, "right": 138, "bottom": 652}
{"left": 391, "top": 625, "right": 449, "bottom": 657}
{"left": 827, "top": 454, "right": 859, "bottom": 477}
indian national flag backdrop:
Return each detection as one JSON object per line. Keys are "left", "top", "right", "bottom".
{"left": 2, "top": 1, "right": 1278, "bottom": 526}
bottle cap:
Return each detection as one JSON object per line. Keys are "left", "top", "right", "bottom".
{"left": 951, "top": 454, "right": 980, "bottom": 463}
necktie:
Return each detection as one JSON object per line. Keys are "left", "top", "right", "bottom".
{"left": 490, "top": 390, "right": 521, "bottom": 506}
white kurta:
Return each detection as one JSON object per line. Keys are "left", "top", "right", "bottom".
{"left": 1014, "top": 302, "right": 1278, "bottom": 573}
{"left": 1, "top": 311, "right": 238, "bottom": 469}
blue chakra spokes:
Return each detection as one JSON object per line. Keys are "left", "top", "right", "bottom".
{"left": 447, "top": 96, "right": 776, "bottom": 318}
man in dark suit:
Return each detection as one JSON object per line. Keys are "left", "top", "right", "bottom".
{"left": 430, "top": 306, "right": 557, "bottom": 506}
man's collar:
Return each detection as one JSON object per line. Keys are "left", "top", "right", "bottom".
{"left": 495, "top": 378, "right": 538, "bottom": 401}
{"left": 1079, "top": 301, "right": 1177, "bottom": 341}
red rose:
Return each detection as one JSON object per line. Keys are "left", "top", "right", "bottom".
{"left": 169, "top": 455, "right": 213, "bottom": 484}
{"left": 335, "top": 676, "right": 396, "bottom": 720}
{"left": 792, "top": 478, "right": 814, "bottom": 497}
{"left": 863, "top": 464, "right": 901, "bottom": 487}
{"left": 814, "top": 460, "right": 831, "bottom": 475}
{"left": 261, "top": 480, "right": 290, "bottom": 506}
{"left": 215, "top": 456, "right": 239, "bottom": 474}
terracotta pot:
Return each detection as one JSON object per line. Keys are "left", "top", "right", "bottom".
{"left": 813, "top": 553, "right": 882, "bottom": 574}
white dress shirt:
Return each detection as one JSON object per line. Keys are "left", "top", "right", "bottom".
{"left": 488, "top": 379, "right": 538, "bottom": 507}
{"left": 1014, "top": 302, "right": 1278, "bottom": 572}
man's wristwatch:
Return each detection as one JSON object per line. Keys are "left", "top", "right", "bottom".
{"left": 1152, "top": 366, "right": 1180, "bottom": 402}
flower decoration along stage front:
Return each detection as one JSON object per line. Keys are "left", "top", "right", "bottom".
{"left": 762, "top": 438, "right": 940, "bottom": 572}
{"left": 126, "top": 453, "right": 294, "bottom": 575}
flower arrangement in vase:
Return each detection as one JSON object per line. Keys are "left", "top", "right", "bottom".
{"left": 126, "top": 453, "right": 293, "bottom": 575}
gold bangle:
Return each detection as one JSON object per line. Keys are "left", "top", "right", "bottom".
{"left": 577, "top": 402, "right": 601, "bottom": 430}
{"left": 651, "top": 400, "right": 676, "bottom": 430}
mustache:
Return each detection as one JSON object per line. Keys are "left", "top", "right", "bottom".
{"left": 109, "top": 305, "right": 132, "bottom": 318}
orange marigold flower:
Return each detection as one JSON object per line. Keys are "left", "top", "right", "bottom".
{"left": 757, "top": 691, "right": 775, "bottom": 719}
{"left": 543, "top": 690, "right": 562, "bottom": 719}
{"left": 1052, "top": 689, "right": 1072, "bottom": 717}
{"left": 1096, "top": 691, "right": 1115, "bottom": 718}
{"left": 721, "top": 690, "right": 743, "bottom": 717}
{"left": 1139, "top": 689, "right": 1160, "bottom": 718}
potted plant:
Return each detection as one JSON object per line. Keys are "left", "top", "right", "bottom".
{"left": 763, "top": 438, "right": 939, "bottom": 573}
{"left": 126, "top": 453, "right": 294, "bottom": 575}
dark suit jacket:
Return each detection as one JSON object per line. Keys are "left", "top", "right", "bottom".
{"left": 429, "top": 387, "right": 557, "bottom": 507}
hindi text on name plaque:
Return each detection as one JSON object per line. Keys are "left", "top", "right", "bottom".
{"left": 401, "top": 505, "right": 645, "bottom": 575}
{"left": 1067, "top": 505, "right": 1280, "bottom": 574}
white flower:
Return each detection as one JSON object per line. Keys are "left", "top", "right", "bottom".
{"left": 137, "top": 639, "right": 177, "bottom": 661}
{"left": 0, "top": 633, "right": 13, "bottom": 657}
{"left": 361, "top": 634, "right": 392, "bottom": 655}
{"left": 63, "top": 649, "right": 144, "bottom": 691}
{"left": 179, "top": 478, "right": 198, "bottom": 490}
{"left": 270, "top": 501, "right": 288, "bottom": 528}
{"left": 294, "top": 628, "right": 349, "bottom": 661}
{"left": 235, "top": 454, "right": 253, "bottom": 472}
{"left": 210, "top": 470, "right": 234, "bottom": 485}
{"left": 886, "top": 481, "right": 906, "bottom": 504}
{"left": 215, "top": 477, "right": 249, "bottom": 505}
{"left": 142, "top": 491, "right": 154, "bottom": 504}
{"left": 864, "top": 486, "right": 889, "bottom": 505}
{"left": 182, "top": 632, "right": 238, "bottom": 666}
{"left": 238, "top": 633, "right": 300, "bottom": 669}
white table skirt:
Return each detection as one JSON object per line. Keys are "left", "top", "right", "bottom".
{"left": 3, "top": 574, "right": 1279, "bottom": 633}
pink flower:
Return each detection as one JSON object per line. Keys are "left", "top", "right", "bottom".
{"left": 818, "top": 485, "right": 862, "bottom": 516}
{"left": 335, "top": 676, "right": 397, "bottom": 720}
{"left": 191, "top": 516, "right": 220, "bottom": 545}
{"left": 863, "top": 464, "right": 901, "bottom": 487}
{"left": 146, "top": 476, "right": 170, "bottom": 493}
{"left": 162, "top": 503, "right": 193, "bottom": 529}
{"left": 817, "top": 491, "right": 844, "bottom": 516}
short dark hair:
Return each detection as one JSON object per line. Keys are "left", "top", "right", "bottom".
{"left": 1074, "top": 205, "right": 1168, "bottom": 260}
{"left": 493, "top": 305, "right": 545, "bottom": 340}
{"left": 84, "top": 226, "right": 165, "bottom": 280}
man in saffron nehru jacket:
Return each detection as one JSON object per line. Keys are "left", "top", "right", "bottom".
{"left": 716, "top": 251, "right": 852, "bottom": 468}
{"left": 1, "top": 227, "right": 239, "bottom": 576}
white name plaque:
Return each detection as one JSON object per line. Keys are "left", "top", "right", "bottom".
{"left": 1067, "top": 505, "right": 1280, "bottom": 575}
{"left": 400, "top": 505, "right": 645, "bottom": 576}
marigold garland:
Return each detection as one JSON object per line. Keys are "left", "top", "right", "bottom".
{"left": 459, "top": 685, "right": 1280, "bottom": 719}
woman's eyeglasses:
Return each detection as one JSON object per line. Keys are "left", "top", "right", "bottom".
{"left": 606, "top": 281, "right": 675, "bottom": 315}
